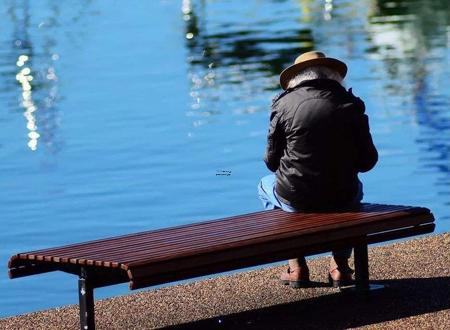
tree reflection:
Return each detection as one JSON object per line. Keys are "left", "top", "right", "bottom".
{"left": 181, "top": 0, "right": 449, "bottom": 216}
{"left": 367, "top": 0, "right": 450, "bottom": 210}
{"left": 181, "top": 0, "right": 315, "bottom": 132}
{"left": 184, "top": 1, "right": 314, "bottom": 86}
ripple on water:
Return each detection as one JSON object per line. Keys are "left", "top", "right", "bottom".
{"left": 1, "top": 0, "right": 450, "bottom": 318}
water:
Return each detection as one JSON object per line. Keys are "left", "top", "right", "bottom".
{"left": 0, "top": 0, "right": 449, "bottom": 318}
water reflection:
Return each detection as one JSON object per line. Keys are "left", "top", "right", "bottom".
{"left": 182, "top": 0, "right": 315, "bottom": 132}
{"left": 367, "top": 0, "right": 450, "bottom": 213}
{"left": 16, "top": 54, "right": 39, "bottom": 150}
{"left": 181, "top": 0, "right": 449, "bottom": 216}
{"left": 184, "top": 3, "right": 314, "bottom": 81}
{"left": 2, "top": 1, "right": 63, "bottom": 153}
{"left": 0, "top": 0, "right": 449, "bottom": 318}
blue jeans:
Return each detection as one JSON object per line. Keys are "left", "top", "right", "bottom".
{"left": 257, "top": 174, "right": 363, "bottom": 259}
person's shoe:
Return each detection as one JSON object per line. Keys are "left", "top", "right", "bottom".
{"left": 328, "top": 267, "right": 354, "bottom": 288}
{"left": 280, "top": 266, "right": 310, "bottom": 288}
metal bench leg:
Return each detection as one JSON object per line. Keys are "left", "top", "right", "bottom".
{"left": 79, "top": 268, "right": 95, "bottom": 330}
{"left": 354, "top": 242, "right": 369, "bottom": 291}
{"left": 354, "top": 241, "right": 384, "bottom": 292}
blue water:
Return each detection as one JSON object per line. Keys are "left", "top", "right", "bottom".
{"left": 1, "top": 0, "right": 449, "bottom": 318}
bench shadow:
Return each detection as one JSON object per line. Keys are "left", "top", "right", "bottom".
{"left": 165, "top": 276, "right": 450, "bottom": 329}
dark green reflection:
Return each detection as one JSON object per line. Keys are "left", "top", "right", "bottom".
{"left": 368, "top": 0, "right": 450, "bottom": 202}
{"left": 368, "top": 0, "right": 449, "bottom": 59}
{"left": 183, "top": 1, "right": 314, "bottom": 90}
{"left": 370, "top": 0, "right": 450, "bottom": 40}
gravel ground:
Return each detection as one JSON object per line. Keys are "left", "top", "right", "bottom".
{"left": 1, "top": 233, "right": 449, "bottom": 330}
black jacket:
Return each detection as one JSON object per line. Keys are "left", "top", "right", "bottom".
{"left": 264, "top": 79, "right": 378, "bottom": 211}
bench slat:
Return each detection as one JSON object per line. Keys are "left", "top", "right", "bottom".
{"left": 62, "top": 208, "right": 417, "bottom": 266}
{"left": 8, "top": 204, "right": 434, "bottom": 280}
{"left": 125, "top": 212, "right": 433, "bottom": 276}
{"left": 127, "top": 223, "right": 436, "bottom": 290}
{"left": 49, "top": 209, "right": 432, "bottom": 267}
{"left": 17, "top": 209, "right": 371, "bottom": 264}
{"left": 11, "top": 205, "right": 420, "bottom": 268}
{"left": 14, "top": 204, "right": 408, "bottom": 260}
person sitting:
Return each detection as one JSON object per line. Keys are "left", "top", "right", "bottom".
{"left": 258, "top": 51, "right": 378, "bottom": 288}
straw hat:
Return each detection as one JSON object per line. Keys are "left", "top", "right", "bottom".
{"left": 279, "top": 51, "right": 347, "bottom": 90}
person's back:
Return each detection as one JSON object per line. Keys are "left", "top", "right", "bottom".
{"left": 267, "top": 78, "right": 378, "bottom": 211}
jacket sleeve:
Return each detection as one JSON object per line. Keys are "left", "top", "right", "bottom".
{"left": 264, "top": 110, "right": 286, "bottom": 172}
{"left": 354, "top": 114, "right": 378, "bottom": 172}
{"left": 346, "top": 88, "right": 378, "bottom": 172}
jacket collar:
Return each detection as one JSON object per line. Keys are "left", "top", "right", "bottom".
{"left": 295, "top": 78, "right": 345, "bottom": 91}
{"left": 272, "top": 79, "right": 345, "bottom": 105}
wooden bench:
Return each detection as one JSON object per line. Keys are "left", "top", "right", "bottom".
{"left": 8, "top": 203, "right": 435, "bottom": 329}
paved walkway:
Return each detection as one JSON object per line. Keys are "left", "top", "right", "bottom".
{"left": 1, "top": 233, "right": 449, "bottom": 329}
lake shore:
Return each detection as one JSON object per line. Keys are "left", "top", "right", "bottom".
{"left": 2, "top": 233, "right": 449, "bottom": 329}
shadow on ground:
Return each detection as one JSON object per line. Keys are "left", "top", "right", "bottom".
{"left": 166, "top": 276, "right": 450, "bottom": 329}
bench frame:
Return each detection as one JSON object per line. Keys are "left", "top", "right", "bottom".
{"left": 8, "top": 204, "right": 435, "bottom": 330}
{"left": 76, "top": 223, "right": 433, "bottom": 329}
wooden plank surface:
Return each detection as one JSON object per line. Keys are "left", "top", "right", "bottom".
{"left": 124, "top": 213, "right": 433, "bottom": 279}
{"left": 13, "top": 204, "right": 408, "bottom": 257}
{"left": 128, "top": 223, "right": 436, "bottom": 290}
{"left": 8, "top": 204, "right": 434, "bottom": 280}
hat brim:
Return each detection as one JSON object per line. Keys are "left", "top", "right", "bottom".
{"left": 279, "top": 57, "right": 347, "bottom": 90}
